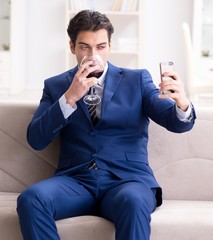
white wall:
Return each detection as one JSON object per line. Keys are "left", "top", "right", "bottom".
{"left": 10, "top": 0, "right": 28, "bottom": 94}
{"left": 25, "top": 0, "right": 194, "bottom": 90}
{"left": 140, "top": 0, "right": 193, "bottom": 85}
{"left": 26, "top": 0, "right": 67, "bottom": 90}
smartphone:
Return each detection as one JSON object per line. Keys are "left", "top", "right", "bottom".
{"left": 159, "top": 61, "right": 174, "bottom": 94}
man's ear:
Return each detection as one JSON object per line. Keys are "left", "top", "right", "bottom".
{"left": 69, "top": 41, "right": 75, "bottom": 54}
{"left": 109, "top": 41, "right": 112, "bottom": 51}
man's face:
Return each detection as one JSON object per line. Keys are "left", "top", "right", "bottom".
{"left": 70, "top": 29, "right": 111, "bottom": 67}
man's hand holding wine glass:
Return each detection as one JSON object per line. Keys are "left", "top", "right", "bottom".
{"left": 65, "top": 55, "right": 104, "bottom": 106}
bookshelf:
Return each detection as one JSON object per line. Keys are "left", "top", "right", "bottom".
{"left": 0, "top": 0, "right": 10, "bottom": 94}
{"left": 193, "top": 0, "right": 213, "bottom": 83}
{"left": 0, "top": 0, "right": 28, "bottom": 97}
{"left": 65, "top": 0, "right": 142, "bottom": 69}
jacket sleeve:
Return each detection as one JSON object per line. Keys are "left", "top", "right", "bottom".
{"left": 27, "top": 80, "right": 71, "bottom": 150}
{"left": 141, "top": 69, "right": 196, "bottom": 133}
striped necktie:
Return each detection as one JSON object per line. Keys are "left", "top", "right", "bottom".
{"left": 88, "top": 104, "right": 98, "bottom": 125}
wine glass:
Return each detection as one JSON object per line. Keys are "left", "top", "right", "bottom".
{"left": 80, "top": 55, "right": 104, "bottom": 105}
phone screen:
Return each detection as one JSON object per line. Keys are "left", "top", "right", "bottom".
{"left": 160, "top": 61, "right": 174, "bottom": 81}
{"left": 159, "top": 61, "right": 174, "bottom": 94}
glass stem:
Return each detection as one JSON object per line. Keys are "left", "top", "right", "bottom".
{"left": 91, "top": 86, "right": 95, "bottom": 95}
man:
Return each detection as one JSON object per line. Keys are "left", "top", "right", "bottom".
{"left": 17, "top": 10, "right": 196, "bottom": 240}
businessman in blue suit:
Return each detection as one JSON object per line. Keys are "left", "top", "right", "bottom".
{"left": 17, "top": 10, "right": 196, "bottom": 240}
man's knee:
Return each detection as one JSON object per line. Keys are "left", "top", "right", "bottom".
{"left": 114, "top": 182, "right": 156, "bottom": 215}
{"left": 17, "top": 185, "right": 51, "bottom": 215}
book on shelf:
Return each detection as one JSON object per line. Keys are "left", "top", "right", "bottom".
{"left": 68, "top": 0, "right": 138, "bottom": 12}
{"left": 130, "top": 0, "right": 138, "bottom": 12}
{"left": 112, "top": 0, "right": 122, "bottom": 11}
{"left": 68, "top": 0, "right": 94, "bottom": 11}
{"left": 112, "top": 0, "right": 138, "bottom": 12}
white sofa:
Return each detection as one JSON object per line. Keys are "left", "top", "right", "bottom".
{"left": 0, "top": 101, "right": 213, "bottom": 240}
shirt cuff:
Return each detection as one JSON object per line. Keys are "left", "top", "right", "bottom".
{"left": 175, "top": 103, "right": 192, "bottom": 122}
{"left": 59, "top": 94, "right": 77, "bottom": 119}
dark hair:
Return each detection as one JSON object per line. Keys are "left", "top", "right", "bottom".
{"left": 67, "top": 10, "right": 114, "bottom": 46}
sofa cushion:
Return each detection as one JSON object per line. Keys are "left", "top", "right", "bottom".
{"left": 0, "top": 193, "right": 22, "bottom": 240}
{"left": 57, "top": 216, "right": 115, "bottom": 240}
{"left": 0, "top": 102, "right": 58, "bottom": 193}
{"left": 148, "top": 107, "right": 213, "bottom": 201}
{"left": 0, "top": 192, "right": 115, "bottom": 240}
{"left": 151, "top": 200, "right": 213, "bottom": 240}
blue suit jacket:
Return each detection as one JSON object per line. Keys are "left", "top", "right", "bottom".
{"left": 27, "top": 62, "right": 196, "bottom": 206}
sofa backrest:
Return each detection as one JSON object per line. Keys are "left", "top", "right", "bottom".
{"left": 0, "top": 102, "right": 213, "bottom": 201}
{"left": 148, "top": 106, "right": 213, "bottom": 201}
{"left": 0, "top": 101, "right": 58, "bottom": 193}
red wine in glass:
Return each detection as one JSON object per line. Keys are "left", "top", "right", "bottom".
{"left": 80, "top": 55, "right": 104, "bottom": 105}
{"left": 87, "top": 71, "right": 104, "bottom": 78}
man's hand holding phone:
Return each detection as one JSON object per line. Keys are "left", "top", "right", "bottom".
{"left": 159, "top": 61, "right": 190, "bottom": 112}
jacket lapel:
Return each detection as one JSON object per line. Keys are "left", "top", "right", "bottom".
{"left": 101, "top": 63, "right": 123, "bottom": 118}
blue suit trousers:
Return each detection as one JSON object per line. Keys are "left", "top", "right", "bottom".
{"left": 17, "top": 169, "right": 156, "bottom": 240}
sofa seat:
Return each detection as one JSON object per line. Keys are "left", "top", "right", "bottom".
{"left": 151, "top": 200, "right": 213, "bottom": 240}
{"left": 0, "top": 192, "right": 115, "bottom": 240}
{"left": 0, "top": 192, "right": 22, "bottom": 240}
{"left": 1, "top": 192, "right": 213, "bottom": 240}
{"left": 57, "top": 216, "right": 115, "bottom": 240}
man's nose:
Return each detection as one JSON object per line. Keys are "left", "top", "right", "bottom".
{"left": 90, "top": 48, "right": 98, "bottom": 56}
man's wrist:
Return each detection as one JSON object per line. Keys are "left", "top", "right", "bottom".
{"left": 64, "top": 93, "right": 77, "bottom": 107}
{"left": 176, "top": 102, "right": 192, "bottom": 122}
{"left": 177, "top": 99, "right": 190, "bottom": 112}
{"left": 59, "top": 94, "right": 77, "bottom": 119}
